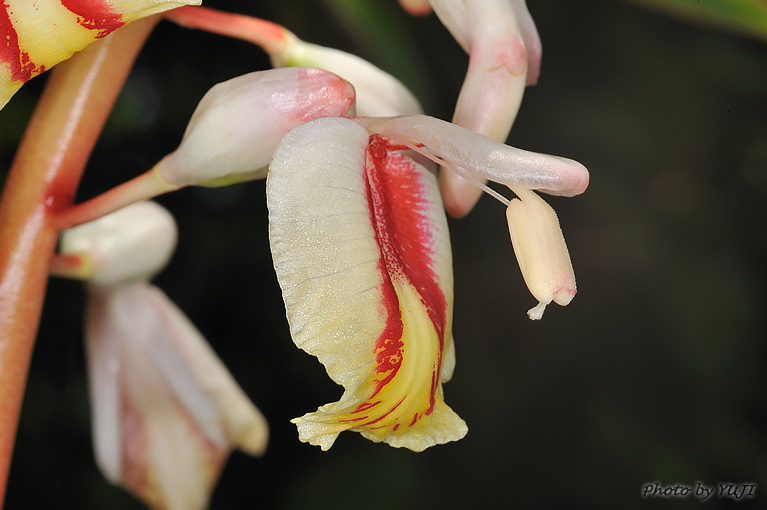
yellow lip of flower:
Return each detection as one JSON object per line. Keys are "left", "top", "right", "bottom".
{"left": 0, "top": 0, "right": 201, "bottom": 110}
{"left": 271, "top": 30, "right": 423, "bottom": 117}
{"left": 268, "top": 116, "right": 466, "bottom": 452}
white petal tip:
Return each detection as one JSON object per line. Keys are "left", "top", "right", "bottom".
{"left": 235, "top": 423, "right": 270, "bottom": 457}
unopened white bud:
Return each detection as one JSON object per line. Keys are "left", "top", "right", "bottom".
{"left": 156, "top": 67, "right": 356, "bottom": 187}
{"left": 59, "top": 201, "right": 176, "bottom": 287}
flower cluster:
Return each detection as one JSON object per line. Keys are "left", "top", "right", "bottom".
{"left": 0, "top": 1, "right": 589, "bottom": 508}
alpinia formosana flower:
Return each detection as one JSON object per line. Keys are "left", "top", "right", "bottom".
{"left": 1, "top": 2, "right": 592, "bottom": 506}
{"left": 0, "top": 0, "right": 200, "bottom": 109}
{"left": 56, "top": 202, "right": 268, "bottom": 510}
{"left": 267, "top": 115, "right": 588, "bottom": 451}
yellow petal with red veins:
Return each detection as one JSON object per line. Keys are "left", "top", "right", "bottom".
{"left": 1, "top": 0, "right": 200, "bottom": 109}
{"left": 267, "top": 117, "right": 465, "bottom": 452}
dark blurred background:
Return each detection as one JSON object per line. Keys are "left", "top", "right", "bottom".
{"left": 1, "top": 0, "right": 766, "bottom": 508}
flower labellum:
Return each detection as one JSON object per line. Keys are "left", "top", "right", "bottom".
{"left": 266, "top": 114, "right": 587, "bottom": 448}
{"left": 506, "top": 188, "right": 576, "bottom": 320}
{"left": 268, "top": 117, "right": 466, "bottom": 451}
{"left": 0, "top": 0, "right": 201, "bottom": 109}
{"left": 155, "top": 67, "right": 356, "bottom": 187}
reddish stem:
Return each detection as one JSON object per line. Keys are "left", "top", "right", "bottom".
{"left": 52, "top": 167, "right": 179, "bottom": 230}
{"left": 165, "top": 6, "right": 289, "bottom": 55}
{"left": 0, "top": 17, "right": 157, "bottom": 503}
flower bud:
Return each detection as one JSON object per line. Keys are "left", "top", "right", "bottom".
{"left": 155, "top": 67, "right": 355, "bottom": 187}
{"left": 271, "top": 31, "right": 422, "bottom": 117}
{"left": 506, "top": 188, "right": 576, "bottom": 320}
{"left": 58, "top": 201, "right": 176, "bottom": 287}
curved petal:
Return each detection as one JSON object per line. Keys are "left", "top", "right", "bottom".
{"left": 86, "top": 283, "right": 267, "bottom": 509}
{"left": 430, "top": 0, "right": 539, "bottom": 216}
{"left": 0, "top": 0, "right": 200, "bottom": 109}
{"left": 362, "top": 115, "right": 589, "bottom": 197}
{"left": 267, "top": 117, "right": 465, "bottom": 451}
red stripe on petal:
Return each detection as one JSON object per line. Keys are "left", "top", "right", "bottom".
{"left": 61, "top": 0, "right": 125, "bottom": 38}
{"left": 364, "top": 134, "right": 447, "bottom": 399}
{"left": 1, "top": 1, "right": 42, "bottom": 82}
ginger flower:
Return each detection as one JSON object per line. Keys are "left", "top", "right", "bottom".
{"left": 0, "top": 0, "right": 200, "bottom": 109}
{"left": 55, "top": 201, "right": 267, "bottom": 510}
{"left": 267, "top": 114, "right": 588, "bottom": 451}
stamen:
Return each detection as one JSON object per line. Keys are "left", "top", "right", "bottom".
{"left": 395, "top": 139, "right": 511, "bottom": 207}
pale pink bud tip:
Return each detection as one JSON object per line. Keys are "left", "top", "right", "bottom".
{"left": 506, "top": 188, "right": 576, "bottom": 320}
{"left": 157, "top": 67, "right": 356, "bottom": 187}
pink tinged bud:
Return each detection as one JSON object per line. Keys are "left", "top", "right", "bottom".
{"left": 0, "top": 0, "right": 200, "bottom": 110}
{"left": 87, "top": 282, "right": 268, "bottom": 509}
{"left": 270, "top": 32, "right": 422, "bottom": 117}
{"left": 506, "top": 188, "right": 576, "bottom": 320}
{"left": 155, "top": 67, "right": 356, "bottom": 187}
{"left": 58, "top": 201, "right": 177, "bottom": 287}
